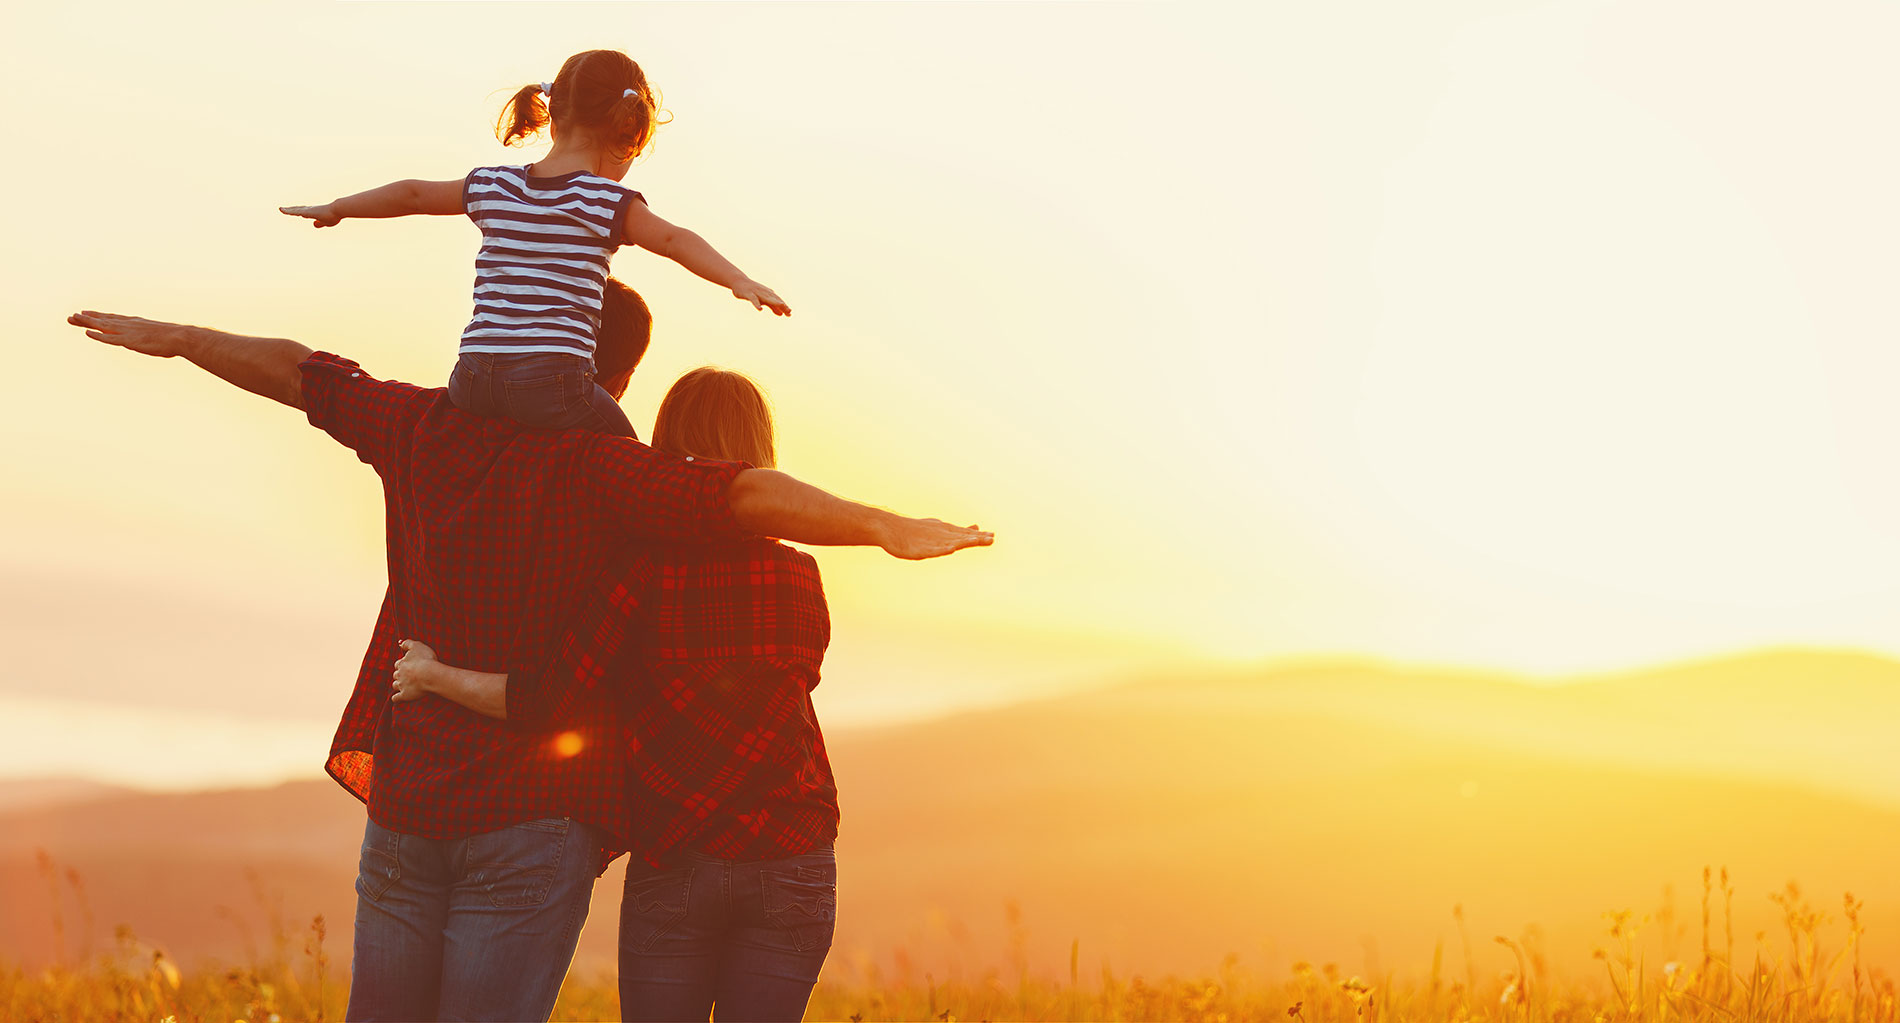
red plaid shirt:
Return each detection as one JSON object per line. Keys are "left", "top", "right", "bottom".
{"left": 299, "top": 353, "right": 748, "bottom": 846}
{"left": 513, "top": 537, "right": 839, "bottom": 869}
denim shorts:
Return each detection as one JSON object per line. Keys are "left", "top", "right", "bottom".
{"left": 447, "top": 351, "right": 637, "bottom": 438}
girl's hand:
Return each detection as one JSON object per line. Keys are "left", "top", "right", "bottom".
{"left": 732, "top": 280, "right": 791, "bottom": 317}
{"left": 392, "top": 639, "right": 439, "bottom": 702}
{"left": 280, "top": 203, "right": 342, "bottom": 228}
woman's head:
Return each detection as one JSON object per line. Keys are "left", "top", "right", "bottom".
{"left": 652, "top": 368, "right": 777, "bottom": 468}
{"left": 497, "top": 50, "right": 664, "bottom": 165}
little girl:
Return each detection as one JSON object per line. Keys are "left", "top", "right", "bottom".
{"left": 281, "top": 48, "right": 788, "bottom": 437}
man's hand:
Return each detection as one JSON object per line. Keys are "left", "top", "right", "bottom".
{"left": 67, "top": 310, "right": 311, "bottom": 409}
{"left": 392, "top": 639, "right": 440, "bottom": 703}
{"left": 67, "top": 311, "right": 192, "bottom": 358}
{"left": 732, "top": 280, "right": 791, "bottom": 317}
{"left": 280, "top": 203, "right": 343, "bottom": 228}
{"left": 880, "top": 518, "right": 993, "bottom": 560}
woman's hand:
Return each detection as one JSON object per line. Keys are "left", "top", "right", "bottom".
{"left": 280, "top": 203, "right": 342, "bottom": 228}
{"left": 392, "top": 639, "right": 440, "bottom": 702}
{"left": 880, "top": 517, "right": 994, "bottom": 560}
{"left": 732, "top": 280, "right": 791, "bottom": 317}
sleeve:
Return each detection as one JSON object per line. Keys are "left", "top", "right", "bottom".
{"left": 505, "top": 548, "right": 655, "bottom": 732}
{"left": 573, "top": 436, "right": 752, "bottom": 544}
{"left": 300, "top": 352, "right": 437, "bottom": 469}
{"left": 610, "top": 186, "right": 647, "bottom": 248}
{"left": 462, "top": 166, "right": 490, "bottom": 219}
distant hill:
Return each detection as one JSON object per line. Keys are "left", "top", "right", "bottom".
{"left": 2, "top": 648, "right": 1896, "bottom": 981}
{"left": 0, "top": 777, "right": 138, "bottom": 814}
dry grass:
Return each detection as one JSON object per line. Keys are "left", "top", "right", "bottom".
{"left": 4, "top": 858, "right": 1893, "bottom": 1022}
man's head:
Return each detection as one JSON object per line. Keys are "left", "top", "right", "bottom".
{"left": 595, "top": 278, "right": 652, "bottom": 401}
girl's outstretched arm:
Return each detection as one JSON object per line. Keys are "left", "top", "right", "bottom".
{"left": 281, "top": 178, "right": 465, "bottom": 228}
{"left": 623, "top": 203, "right": 791, "bottom": 315}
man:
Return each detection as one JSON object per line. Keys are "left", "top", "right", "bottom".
{"left": 67, "top": 301, "right": 990, "bottom": 1021}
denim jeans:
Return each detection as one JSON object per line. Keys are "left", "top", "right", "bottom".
{"left": 618, "top": 846, "right": 837, "bottom": 1023}
{"left": 448, "top": 351, "right": 638, "bottom": 438}
{"left": 346, "top": 816, "right": 605, "bottom": 1022}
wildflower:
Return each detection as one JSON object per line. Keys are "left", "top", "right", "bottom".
{"left": 153, "top": 952, "right": 181, "bottom": 989}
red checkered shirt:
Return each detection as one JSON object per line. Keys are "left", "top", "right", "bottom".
{"left": 299, "top": 352, "right": 749, "bottom": 848}
{"left": 512, "top": 536, "right": 839, "bottom": 869}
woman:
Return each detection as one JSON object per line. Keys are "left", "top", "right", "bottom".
{"left": 393, "top": 367, "right": 839, "bottom": 1022}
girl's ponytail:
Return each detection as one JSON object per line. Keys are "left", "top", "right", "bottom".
{"left": 606, "top": 84, "right": 662, "bottom": 163}
{"left": 496, "top": 83, "right": 550, "bottom": 147}
{"left": 501, "top": 51, "right": 669, "bottom": 161}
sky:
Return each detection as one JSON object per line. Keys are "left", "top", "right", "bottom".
{"left": 6, "top": 0, "right": 1900, "bottom": 789}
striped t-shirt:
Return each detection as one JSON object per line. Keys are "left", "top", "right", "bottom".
{"left": 459, "top": 165, "right": 646, "bottom": 360}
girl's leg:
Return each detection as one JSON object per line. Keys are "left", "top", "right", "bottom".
{"left": 620, "top": 857, "right": 724, "bottom": 1022}
{"left": 575, "top": 378, "right": 640, "bottom": 438}
{"left": 446, "top": 353, "right": 503, "bottom": 419}
{"left": 712, "top": 848, "right": 836, "bottom": 1023}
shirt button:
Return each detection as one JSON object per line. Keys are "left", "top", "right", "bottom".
{"left": 350, "top": 372, "right": 361, "bottom": 378}
{"left": 685, "top": 456, "right": 694, "bottom": 462}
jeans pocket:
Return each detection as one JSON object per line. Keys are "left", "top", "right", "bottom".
{"left": 355, "top": 828, "right": 402, "bottom": 903}
{"left": 760, "top": 863, "right": 837, "bottom": 953}
{"left": 500, "top": 372, "right": 572, "bottom": 427}
{"left": 621, "top": 867, "right": 691, "bottom": 952}
{"left": 466, "top": 818, "right": 569, "bottom": 908}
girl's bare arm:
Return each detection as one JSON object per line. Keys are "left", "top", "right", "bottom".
{"left": 281, "top": 178, "right": 465, "bottom": 228}
{"left": 623, "top": 202, "right": 790, "bottom": 315}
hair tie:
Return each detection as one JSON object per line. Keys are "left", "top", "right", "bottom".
{"left": 624, "top": 88, "right": 639, "bottom": 99}
{"left": 539, "top": 81, "right": 555, "bottom": 96}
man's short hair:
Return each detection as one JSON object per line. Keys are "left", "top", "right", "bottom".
{"left": 596, "top": 278, "right": 652, "bottom": 401}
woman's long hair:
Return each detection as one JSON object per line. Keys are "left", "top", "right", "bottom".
{"left": 651, "top": 368, "right": 777, "bottom": 468}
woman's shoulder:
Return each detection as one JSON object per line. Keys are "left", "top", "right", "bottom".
{"left": 740, "top": 536, "right": 821, "bottom": 571}
{"left": 661, "top": 536, "right": 820, "bottom": 572}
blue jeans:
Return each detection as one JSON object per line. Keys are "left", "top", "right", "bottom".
{"left": 346, "top": 816, "right": 605, "bottom": 1022}
{"left": 448, "top": 351, "right": 638, "bottom": 437}
{"left": 618, "top": 846, "right": 837, "bottom": 1023}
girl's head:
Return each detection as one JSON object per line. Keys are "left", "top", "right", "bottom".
{"left": 652, "top": 368, "right": 778, "bottom": 468}
{"left": 497, "top": 50, "right": 664, "bottom": 167}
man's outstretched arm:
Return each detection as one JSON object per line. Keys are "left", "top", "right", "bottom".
{"left": 68, "top": 311, "right": 311, "bottom": 409}
{"left": 727, "top": 468, "right": 993, "bottom": 560}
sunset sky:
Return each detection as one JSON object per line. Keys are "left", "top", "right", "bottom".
{"left": 7, "top": 0, "right": 1900, "bottom": 789}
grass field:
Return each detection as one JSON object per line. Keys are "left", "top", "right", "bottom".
{"left": 4, "top": 865, "right": 1893, "bottom": 1022}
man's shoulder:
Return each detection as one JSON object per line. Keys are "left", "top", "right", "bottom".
{"left": 300, "top": 353, "right": 449, "bottom": 460}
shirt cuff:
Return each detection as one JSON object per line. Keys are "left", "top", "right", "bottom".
{"left": 683, "top": 457, "right": 750, "bottom": 542}
{"left": 502, "top": 668, "right": 545, "bottom": 733}
{"left": 299, "top": 351, "right": 366, "bottom": 435}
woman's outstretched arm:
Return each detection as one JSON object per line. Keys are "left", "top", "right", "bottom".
{"left": 726, "top": 468, "right": 992, "bottom": 560}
